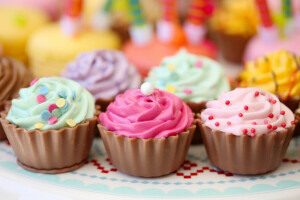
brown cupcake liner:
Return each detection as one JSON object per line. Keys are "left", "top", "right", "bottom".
{"left": 0, "top": 108, "right": 99, "bottom": 174}
{"left": 198, "top": 118, "right": 296, "bottom": 175}
{"left": 98, "top": 123, "right": 196, "bottom": 177}
{"left": 294, "top": 110, "right": 300, "bottom": 137}
{"left": 0, "top": 101, "right": 11, "bottom": 141}
{"left": 280, "top": 96, "right": 300, "bottom": 113}
{"left": 96, "top": 98, "right": 114, "bottom": 112}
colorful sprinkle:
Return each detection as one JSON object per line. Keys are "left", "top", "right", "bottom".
{"left": 244, "top": 105, "right": 248, "bottom": 110}
{"left": 281, "top": 123, "right": 286, "bottom": 128}
{"left": 215, "top": 122, "right": 219, "bottom": 126}
{"left": 264, "top": 119, "right": 268, "bottom": 124}
{"left": 254, "top": 91, "right": 259, "bottom": 97}
{"left": 36, "top": 95, "right": 46, "bottom": 104}
{"left": 58, "top": 91, "right": 67, "bottom": 99}
{"left": 250, "top": 132, "right": 255, "bottom": 137}
{"left": 167, "top": 63, "right": 176, "bottom": 71}
{"left": 30, "top": 78, "right": 39, "bottom": 86}
{"left": 66, "top": 119, "right": 76, "bottom": 127}
{"left": 280, "top": 111, "right": 285, "bottom": 115}
{"left": 291, "top": 121, "right": 295, "bottom": 125}
{"left": 195, "top": 60, "right": 203, "bottom": 68}
{"left": 48, "top": 104, "right": 58, "bottom": 113}
{"left": 56, "top": 98, "right": 66, "bottom": 108}
{"left": 52, "top": 109, "right": 62, "bottom": 118}
{"left": 251, "top": 128, "right": 256, "bottom": 133}
{"left": 267, "top": 124, "right": 272, "bottom": 129}
{"left": 227, "top": 121, "right": 231, "bottom": 125}
{"left": 158, "top": 80, "right": 166, "bottom": 87}
{"left": 238, "top": 113, "right": 243, "bottom": 117}
{"left": 273, "top": 126, "right": 277, "bottom": 130}
{"left": 48, "top": 117, "right": 58, "bottom": 125}
{"left": 272, "top": 99, "right": 277, "bottom": 104}
{"left": 34, "top": 123, "right": 44, "bottom": 129}
{"left": 183, "top": 88, "right": 192, "bottom": 94}
{"left": 208, "top": 116, "right": 214, "bottom": 120}
{"left": 41, "top": 110, "right": 51, "bottom": 121}
{"left": 269, "top": 113, "right": 274, "bottom": 118}
{"left": 60, "top": 101, "right": 69, "bottom": 110}
{"left": 72, "top": 90, "right": 76, "bottom": 100}
{"left": 243, "top": 129, "right": 248, "bottom": 134}
{"left": 252, "top": 122, "right": 257, "bottom": 125}
{"left": 166, "top": 85, "right": 176, "bottom": 93}
{"left": 225, "top": 100, "right": 230, "bottom": 105}
{"left": 39, "top": 86, "right": 49, "bottom": 95}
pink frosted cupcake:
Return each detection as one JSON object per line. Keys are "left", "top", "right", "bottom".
{"left": 199, "top": 87, "right": 296, "bottom": 175}
{"left": 98, "top": 83, "right": 196, "bottom": 177}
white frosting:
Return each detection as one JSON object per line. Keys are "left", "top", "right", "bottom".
{"left": 129, "top": 23, "right": 153, "bottom": 46}
{"left": 156, "top": 20, "right": 174, "bottom": 43}
{"left": 183, "top": 22, "right": 206, "bottom": 45}
{"left": 141, "top": 82, "right": 154, "bottom": 95}
{"left": 92, "top": 11, "right": 112, "bottom": 31}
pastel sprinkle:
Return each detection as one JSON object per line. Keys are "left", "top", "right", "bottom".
{"left": 238, "top": 113, "right": 243, "bottom": 117}
{"left": 251, "top": 128, "right": 256, "bottom": 133}
{"left": 264, "top": 119, "right": 268, "bottom": 124}
{"left": 244, "top": 105, "right": 248, "bottom": 110}
{"left": 56, "top": 98, "right": 66, "bottom": 108}
{"left": 281, "top": 123, "right": 286, "bottom": 128}
{"left": 39, "top": 86, "right": 49, "bottom": 95}
{"left": 215, "top": 122, "right": 219, "bottom": 126}
{"left": 158, "top": 80, "right": 166, "bottom": 87}
{"left": 242, "top": 129, "right": 248, "bottom": 134}
{"left": 269, "top": 113, "right": 274, "bottom": 118}
{"left": 48, "top": 104, "right": 58, "bottom": 113}
{"left": 34, "top": 123, "right": 44, "bottom": 129}
{"left": 41, "top": 110, "right": 51, "bottom": 121}
{"left": 195, "top": 60, "right": 203, "bottom": 68}
{"left": 225, "top": 100, "right": 230, "bottom": 105}
{"left": 273, "top": 126, "right": 277, "bottom": 130}
{"left": 72, "top": 90, "right": 76, "bottom": 100}
{"left": 291, "top": 121, "right": 295, "bottom": 125}
{"left": 227, "top": 121, "right": 231, "bottom": 125}
{"left": 208, "top": 116, "right": 214, "bottom": 120}
{"left": 250, "top": 132, "right": 255, "bottom": 137}
{"left": 36, "top": 95, "right": 46, "bottom": 104}
{"left": 254, "top": 91, "right": 259, "bottom": 97}
{"left": 167, "top": 63, "right": 176, "bottom": 71}
{"left": 166, "top": 85, "right": 176, "bottom": 93}
{"left": 267, "top": 124, "right": 272, "bottom": 129}
{"left": 58, "top": 91, "right": 67, "bottom": 99}
{"left": 280, "top": 111, "right": 285, "bottom": 115}
{"left": 183, "top": 89, "right": 192, "bottom": 94}
{"left": 66, "top": 119, "right": 76, "bottom": 127}
{"left": 252, "top": 122, "right": 257, "bottom": 125}
{"left": 60, "top": 101, "right": 69, "bottom": 110}
{"left": 30, "top": 78, "right": 39, "bottom": 86}
{"left": 48, "top": 117, "right": 58, "bottom": 125}
{"left": 52, "top": 109, "right": 62, "bottom": 118}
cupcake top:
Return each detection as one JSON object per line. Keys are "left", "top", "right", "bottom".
{"left": 0, "top": 56, "right": 33, "bottom": 101}
{"left": 99, "top": 83, "right": 194, "bottom": 139}
{"left": 6, "top": 77, "right": 95, "bottom": 131}
{"left": 146, "top": 49, "right": 230, "bottom": 103}
{"left": 62, "top": 50, "right": 142, "bottom": 100}
{"left": 201, "top": 88, "right": 295, "bottom": 136}
{"left": 239, "top": 50, "right": 300, "bottom": 99}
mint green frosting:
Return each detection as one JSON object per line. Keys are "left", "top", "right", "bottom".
{"left": 145, "top": 50, "right": 230, "bottom": 102}
{"left": 6, "top": 77, "right": 95, "bottom": 130}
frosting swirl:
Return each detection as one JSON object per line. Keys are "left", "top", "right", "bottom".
{"left": 146, "top": 49, "right": 230, "bottom": 102}
{"left": 201, "top": 88, "right": 295, "bottom": 136}
{"left": 62, "top": 50, "right": 142, "bottom": 100}
{"left": 99, "top": 88, "right": 194, "bottom": 139}
{"left": 239, "top": 50, "right": 300, "bottom": 99}
{"left": 0, "top": 56, "right": 33, "bottom": 101}
{"left": 6, "top": 77, "right": 95, "bottom": 130}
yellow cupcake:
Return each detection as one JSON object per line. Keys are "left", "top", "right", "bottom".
{"left": 239, "top": 50, "right": 300, "bottom": 99}
{"left": 0, "top": 6, "right": 49, "bottom": 64}
{"left": 27, "top": 23, "right": 121, "bottom": 77}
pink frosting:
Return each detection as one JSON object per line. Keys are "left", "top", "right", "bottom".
{"left": 201, "top": 88, "right": 295, "bottom": 136}
{"left": 99, "top": 89, "right": 194, "bottom": 139}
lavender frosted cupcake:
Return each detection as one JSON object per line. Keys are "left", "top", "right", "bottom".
{"left": 62, "top": 50, "right": 142, "bottom": 111}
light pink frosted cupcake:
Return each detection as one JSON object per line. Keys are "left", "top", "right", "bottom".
{"left": 199, "top": 87, "right": 296, "bottom": 175}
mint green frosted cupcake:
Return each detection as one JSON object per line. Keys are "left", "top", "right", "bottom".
{"left": 1, "top": 77, "right": 98, "bottom": 174}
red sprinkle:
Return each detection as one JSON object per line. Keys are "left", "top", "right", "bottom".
{"left": 244, "top": 105, "right": 248, "bottom": 110}
{"left": 281, "top": 123, "right": 286, "bottom": 128}
{"left": 48, "top": 104, "right": 58, "bottom": 113}
{"left": 264, "top": 119, "right": 268, "bottom": 124}
{"left": 208, "top": 116, "right": 214, "bottom": 120}
{"left": 238, "top": 113, "right": 243, "bottom": 117}
{"left": 252, "top": 122, "right": 257, "bottom": 125}
{"left": 36, "top": 95, "right": 46, "bottom": 104}
{"left": 225, "top": 100, "right": 230, "bottom": 105}
{"left": 267, "top": 124, "right": 272, "bottom": 129}
{"left": 272, "top": 99, "right": 277, "bottom": 104}
{"left": 183, "top": 89, "right": 192, "bottom": 94}
{"left": 251, "top": 128, "right": 256, "bottom": 133}
{"left": 250, "top": 132, "right": 255, "bottom": 137}
{"left": 254, "top": 91, "right": 259, "bottom": 97}
{"left": 273, "top": 126, "right": 277, "bottom": 130}
{"left": 269, "top": 98, "right": 272, "bottom": 103}
{"left": 30, "top": 78, "right": 39, "bottom": 86}
{"left": 269, "top": 113, "right": 274, "bottom": 118}
{"left": 48, "top": 117, "right": 58, "bottom": 125}
{"left": 243, "top": 129, "right": 248, "bottom": 134}
{"left": 227, "top": 121, "right": 231, "bottom": 125}
{"left": 291, "top": 121, "right": 295, "bottom": 125}
{"left": 280, "top": 111, "right": 285, "bottom": 115}
{"left": 215, "top": 122, "right": 220, "bottom": 126}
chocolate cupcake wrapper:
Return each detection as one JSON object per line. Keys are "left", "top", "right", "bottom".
{"left": 0, "top": 109, "right": 98, "bottom": 174}
{"left": 280, "top": 96, "right": 300, "bottom": 113}
{"left": 98, "top": 124, "right": 196, "bottom": 177}
{"left": 0, "top": 101, "right": 11, "bottom": 141}
{"left": 294, "top": 111, "right": 300, "bottom": 137}
{"left": 198, "top": 119, "right": 295, "bottom": 175}
{"left": 96, "top": 98, "right": 114, "bottom": 112}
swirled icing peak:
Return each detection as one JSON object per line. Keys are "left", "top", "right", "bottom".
{"left": 201, "top": 88, "right": 295, "bottom": 136}
{"left": 62, "top": 50, "right": 142, "bottom": 100}
{"left": 6, "top": 77, "right": 95, "bottom": 130}
{"left": 99, "top": 88, "right": 194, "bottom": 139}
{"left": 146, "top": 49, "right": 230, "bottom": 102}
{"left": 239, "top": 50, "right": 300, "bottom": 99}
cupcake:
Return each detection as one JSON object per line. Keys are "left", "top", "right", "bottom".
{"left": 239, "top": 50, "right": 300, "bottom": 112}
{"left": 0, "top": 56, "right": 34, "bottom": 141}
{"left": 98, "top": 83, "right": 196, "bottom": 177}
{"left": 61, "top": 50, "right": 142, "bottom": 111}
{"left": 199, "top": 87, "right": 296, "bottom": 175}
{"left": 0, "top": 77, "right": 97, "bottom": 174}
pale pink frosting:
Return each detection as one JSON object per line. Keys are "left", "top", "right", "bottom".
{"left": 201, "top": 88, "right": 295, "bottom": 136}
{"left": 99, "top": 89, "right": 194, "bottom": 139}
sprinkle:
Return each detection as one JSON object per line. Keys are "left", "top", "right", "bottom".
{"left": 141, "top": 82, "right": 154, "bottom": 95}
{"left": 238, "top": 113, "right": 243, "bottom": 117}
{"left": 39, "top": 86, "right": 49, "bottom": 95}
{"left": 252, "top": 122, "right": 257, "bottom": 125}
{"left": 243, "top": 129, "right": 248, "bottom": 134}
{"left": 215, "top": 122, "right": 219, "bottom": 126}
{"left": 269, "top": 98, "right": 272, "bottom": 103}
{"left": 251, "top": 128, "right": 256, "bottom": 133}
{"left": 58, "top": 91, "right": 67, "bottom": 99}
{"left": 30, "top": 78, "right": 39, "bottom": 86}
{"left": 66, "top": 119, "right": 76, "bottom": 127}
{"left": 183, "top": 89, "right": 192, "bottom": 94}
{"left": 281, "top": 123, "right": 286, "bottom": 128}
{"left": 250, "top": 132, "right": 255, "bottom": 137}
{"left": 273, "top": 126, "right": 277, "bottom": 130}
{"left": 254, "top": 91, "right": 259, "bottom": 97}
{"left": 291, "top": 121, "right": 295, "bottom": 125}
{"left": 48, "top": 117, "right": 58, "bottom": 125}
{"left": 280, "top": 111, "right": 285, "bottom": 115}
{"left": 195, "top": 60, "right": 203, "bottom": 68}
{"left": 41, "top": 110, "right": 51, "bottom": 121}
{"left": 166, "top": 85, "right": 176, "bottom": 93}
{"left": 34, "top": 123, "right": 44, "bottom": 129}
{"left": 36, "top": 95, "right": 46, "bottom": 104}
{"left": 244, "top": 105, "right": 248, "bottom": 110}
{"left": 158, "top": 80, "right": 166, "bottom": 87}
{"left": 52, "top": 109, "right": 62, "bottom": 118}
{"left": 72, "top": 90, "right": 76, "bottom": 100}
{"left": 264, "top": 119, "right": 268, "bottom": 124}
{"left": 48, "top": 104, "right": 58, "bottom": 113}
{"left": 167, "top": 63, "right": 176, "bottom": 71}
{"left": 227, "top": 121, "right": 231, "bottom": 125}
{"left": 267, "top": 124, "right": 272, "bottom": 129}
{"left": 225, "top": 100, "right": 230, "bottom": 105}
{"left": 208, "top": 116, "right": 214, "bottom": 120}
{"left": 60, "top": 101, "right": 69, "bottom": 110}
{"left": 272, "top": 99, "right": 277, "bottom": 104}
{"left": 56, "top": 98, "right": 66, "bottom": 108}
{"left": 269, "top": 113, "right": 274, "bottom": 118}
